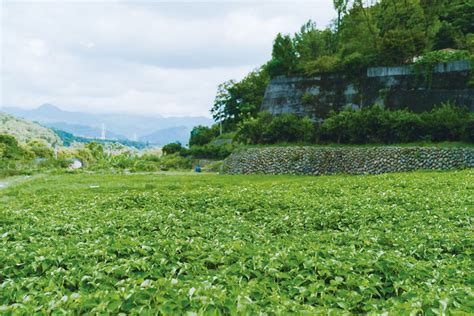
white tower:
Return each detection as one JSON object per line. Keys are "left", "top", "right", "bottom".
{"left": 101, "top": 123, "right": 106, "bottom": 140}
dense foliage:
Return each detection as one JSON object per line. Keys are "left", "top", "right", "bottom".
{"left": 0, "top": 135, "right": 66, "bottom": 178}
{"left": 1, "top": 171, "right": 472, "bottom": 313}
{"left": 211, "top": 67, "right": 270, "bottom": 128}
{"left": 236, "top": 104, "right": 474, "bottom": 145}
{"left": 0, "top": 136, "right": 194, "bottom": 178}
{"left": 161, "top": 142, "right": 184, "bottom": 155}
{"left": 211, "top": 0, "right": 473, "bottom": 131}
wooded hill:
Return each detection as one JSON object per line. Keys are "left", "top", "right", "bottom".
{"left": 211, "top": 0, "right": 473, "bottom": 128}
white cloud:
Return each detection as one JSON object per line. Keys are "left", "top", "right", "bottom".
{"left": 1, "top": 0, "right": 336, "bottom": 117}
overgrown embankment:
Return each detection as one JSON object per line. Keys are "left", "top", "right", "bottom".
{"left": 222, "top": 146, "right": 474, "bottom": 175}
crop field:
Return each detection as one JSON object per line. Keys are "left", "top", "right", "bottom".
{"left": 1, "top": 171, "right": 473, "bottom": 314}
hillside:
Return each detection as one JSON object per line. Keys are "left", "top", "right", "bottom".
{"left": 53, "top": 129, "right": 148, "bottom": 149}
{"left": 0, "top": 112, "right": 62, "bottom": 146}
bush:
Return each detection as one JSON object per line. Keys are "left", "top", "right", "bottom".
{"left": 86, "top": 142, "right": 105, "bottom": 160}
{"left": 342, "top": 52, "right": 371, "bottom": 77}
{"left": 235, "top": 112, "right": 273, "bottom": 144}
{"left": 266, "top": 114, "right": 314, "bottom": 143}
{"left": 389, "top": 110, "right": 426, "bottom": 143}
{"left": 319, "top": 104, "right": 472, "bottom": 144}
{"left": 421, "top": 103, "right": 469, "bottom": 141}
{"left": 130, "top": 160, "right": 161, "bottom": 172}
{"left": 189, "top": 125, "right": 219, "bottom": 146}
{"left": 303, "top": 56, "right": 341, "bottom": 76}
{"left": 188, "top": 144, "right": 234, "bottom": 160}
{"left": 290, "top": 104, "right": 471, "bottom": 145}
{"left": 162, "top": 142, "right": 184, "bottom": 155}
{"left": 27, "top": 139, "right": 54, "bottom": 158}
{"left": 236, "top": 112, "right": 315, "bottom": 145}
{"left": 463, "top": 116, "right": 474, "bottom": 142}
{"left": 159, "top": 153, "right": 192, "bottom": 170}
{"left": 0, "top": 134, "right": 29, "bottom": 159}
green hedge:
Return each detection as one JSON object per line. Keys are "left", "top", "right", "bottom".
{"left": 236, "top": 104, "right": 473, "bottom": 145}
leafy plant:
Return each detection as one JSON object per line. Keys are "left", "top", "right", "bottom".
{"left": 0, "top": 171, "right": 472, "bottom": 313}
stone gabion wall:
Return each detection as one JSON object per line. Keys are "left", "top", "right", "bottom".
{"left": 222, "top": 147, "right": 474, "bottom": 176}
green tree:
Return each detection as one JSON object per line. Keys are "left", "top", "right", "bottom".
{"left": 0, "top": 134, "right": 26, "bottom": 159}
{"left": 189, "top": 125, "right": 219, "bottom": 146}
{"left": 338, "top": 5, "right": 380, "bottom": 65}
{"left": 162, "top": 142, "right": 184, "bottom": 155}
{"left": 267, "top": 33, "right": 297, "bottom": 77}
{"left": 434, "top": 23, "right": 455, "bottom": 49}
{"left": 211, "top": 66, "right": 269, "bottom": 127}
{"left": 235, "top": 111, "right": 273, "bottom": 144}
{"left": 441, "top": 0, "right": 474, "bottom": 34}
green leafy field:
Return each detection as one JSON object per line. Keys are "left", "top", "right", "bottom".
{"left": 1, "top": 171, "right": 473, "bottom": 314}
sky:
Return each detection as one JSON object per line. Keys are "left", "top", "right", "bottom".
{"left": 1, "top": 0, "right": 336, "bottom": 117}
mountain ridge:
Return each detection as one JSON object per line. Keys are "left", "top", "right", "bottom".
{"left": 1, "top": 104, "right": 213, "bottom": 145}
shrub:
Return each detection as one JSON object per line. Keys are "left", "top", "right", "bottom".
{"left": 75, "top": 148, "right": 96, "bottom": 166}
{"left": 421, "top": 103, "right": 469, "bottom": 141}
{"left": 159, "top": 153, "right": 192, "bottom": 170}
{"left": 0, "top": 134, "right": 28, "bottom": 159}
{"left": 86, "top": 142, "right": 105, "bottom": 160}
{"left": 318, "top": 104, "right": 470, "bottom": 144}
{"left": 266, "top": 114, "right": 314, "bottom": 143}
{"left": 235, "top": 111, "right": 273, "bottom": 144}
{"left": 188, "top": 143, "right": 234, "bottom": 160}
{"left": 162, "top": 142, "right": 184, "bottom": 155}
{"left": 342, "top": 52, "right": 371, "bottom": 77}
{"left": 236, "top": 112, "right": 315, "bottom": 145}
{"left": 130, "top": 160, "right": 161, "bottom": 172}
{"left": 463, "top": 115, "right": 474, "bottom": 142}
{"left": 303, "top": 56, "right": 341, "bottom": 76}
{"left": 319, "top": 109, "right": 354, "bottom": 143}
{"left": 27, "top": 139, "right": 54, "bottom": 158}
{"left": 189, "top": 125, "right": 219, "bottom": 146}
{"left": 390, "top": 110, "right": 426, "bottom": 143}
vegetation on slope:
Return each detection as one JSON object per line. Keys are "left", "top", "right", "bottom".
{"left": 53, "top": 129, "right": 148, "bottom": 149}
{"left": 0, "top": 113, "right": 61, "bottom": 146}
{"left": 1, "top": 171, "right": 472, "bottom": 313}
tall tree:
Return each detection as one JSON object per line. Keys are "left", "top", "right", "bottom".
{"left": 211, "top": 67, "right": 270, "bottom": 127}
{"left": 267, "top": 33, "right": 297, "bottom": 77}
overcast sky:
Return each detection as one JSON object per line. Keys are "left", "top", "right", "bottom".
{"left": 1, "top": 0, "right": 336, "bottom": 117}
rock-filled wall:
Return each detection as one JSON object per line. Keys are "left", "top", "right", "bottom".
{"left": 222, "top": 147, "right": 474, "bottom": 176}
{"left": 260, "top": 60, "right": 474, "bottom": 117}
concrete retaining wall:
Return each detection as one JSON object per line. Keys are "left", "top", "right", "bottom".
{"left": 261, "top": 60, "right": 474, "bottom": 117}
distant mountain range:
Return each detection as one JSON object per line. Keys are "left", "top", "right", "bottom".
{"left": 1, "top": 104, "right": 213, "bottom": 146}
{"left": 139, "top": 126, "right": 192, "bottom": 145}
